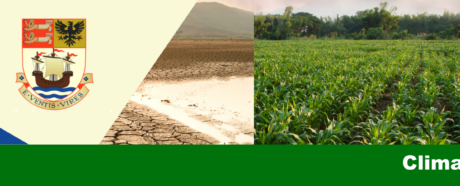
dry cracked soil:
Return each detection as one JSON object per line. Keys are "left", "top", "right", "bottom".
{"left": 101, "top": 40, "right": 254, "bottom": 145}
{"left": 101, "top": 101, "right": 219, "bottom": 145}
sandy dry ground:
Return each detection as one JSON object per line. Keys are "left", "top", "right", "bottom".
{"left": 101, "top": 40, "right": 254, "bottom": 144}
{"left": 140, "top": 40, "right": 254, "bottom": 84}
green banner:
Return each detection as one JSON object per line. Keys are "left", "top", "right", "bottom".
{"left": 1, "top": 145, "right": 459, "bottom": 185}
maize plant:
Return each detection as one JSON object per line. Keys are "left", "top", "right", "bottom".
{"left": 255, "top": 40, "right": 460, "bottom": 144}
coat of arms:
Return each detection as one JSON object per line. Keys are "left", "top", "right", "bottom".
{"left": 17, "top": 19, "right": 93, "bottom": 110}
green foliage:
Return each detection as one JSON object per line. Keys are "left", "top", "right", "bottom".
{"left": 255, "top": 2, "right": 460, "bottom": 40}
{"left": 330, "top": 32, "right": 338, "bottom": 38}
{"left": 455, "top": 25, "right": 460, "bottom": 37}
{"left": 438, "top": 27, "right": 458, "bottom": 39}
{"left": 379, "top": 31, "right": 390, "bottom": 39}
{"left": 424, "top": 34, "right": 440, "bottom": 40}
{"left": 354, "top": 34, "right": 365, "bottom": 40}
{"left": 392, "top": 30, "right": 414, "bottom": 40}
{"left": 366, "top": 27, "right": 384, "bottom": 39}
{"left": 321, "top": 14, "right": 348, "bottom": 37}
{"left": 254, "top": 13, "right": 271, "bottom": 37}
{"left": 255, "top": 10, "right": 323, "bottom": 40}
{"left": 358, "top": 2, "right": 400, "bottom": 33}
{"left": 284, "top": 6, "right": 293, "bottom": 19}
{"left": 399, "top": 12, "right": 460, "bottom": 35}
{"left": 255, "top": 40, "right": 460, "bottom": 144}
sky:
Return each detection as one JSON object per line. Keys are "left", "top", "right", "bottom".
{"left": 254, "top": 0, "right": 460, "bottom": 18}
{"left": 197, "top": 0, "right": 254, "bottom": 12}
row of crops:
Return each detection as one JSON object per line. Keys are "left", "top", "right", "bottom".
{"left": 254, "top": 40, "right": 460, "bottom": 144}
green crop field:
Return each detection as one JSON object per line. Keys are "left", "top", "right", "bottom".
{"left": 255, "top": 40, "right": 460, "bottom": 144}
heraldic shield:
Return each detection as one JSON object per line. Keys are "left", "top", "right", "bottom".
{"left": 17, "top": 19, "right": 93, "bottom": 110}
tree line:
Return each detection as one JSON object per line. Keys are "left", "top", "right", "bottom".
{"left": 254, "top": 2, "right": 460, "bottom": 40}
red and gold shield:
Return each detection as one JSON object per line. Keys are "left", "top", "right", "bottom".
{"left": 17, "top": 18, "right": 93, "bottom": 110}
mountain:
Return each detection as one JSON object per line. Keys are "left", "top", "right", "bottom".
{"left": 175, "top": 2, "right": 253, "bottom": 39}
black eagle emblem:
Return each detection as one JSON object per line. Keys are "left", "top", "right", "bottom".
{"left": 55, "top": 20, "right": 85, "bottom": 47}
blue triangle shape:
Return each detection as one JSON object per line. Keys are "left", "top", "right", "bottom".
{"left": 0, "top": 128, "right": 27, "bottom": 145}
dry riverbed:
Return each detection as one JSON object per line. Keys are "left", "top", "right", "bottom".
{"left": 101, "top": 40, "right": 254, "bottom": 144}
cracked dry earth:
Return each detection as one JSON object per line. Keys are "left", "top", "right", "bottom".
{"left": 100, "top": 101, "right": 219, "bottom": 145}
{"left": 101, "top": 40, "right": 254, "bottom": 145}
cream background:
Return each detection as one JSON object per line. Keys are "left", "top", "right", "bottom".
{"left": 0, "top": 0, "right": 197, "bottom": 144}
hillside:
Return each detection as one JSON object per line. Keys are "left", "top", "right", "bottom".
{"left": 174, "top": 2, "right": 253, "bottom": 39}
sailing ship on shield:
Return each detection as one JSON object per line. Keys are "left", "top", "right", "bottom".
{"left": 31, "top": 48, "right": 75, "bottom": 89}
{"left": 18, "top": 18, "right": 92, "bottom": 109}
{"left": 29, "top": 48, "right": 78, "bottom": 100}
